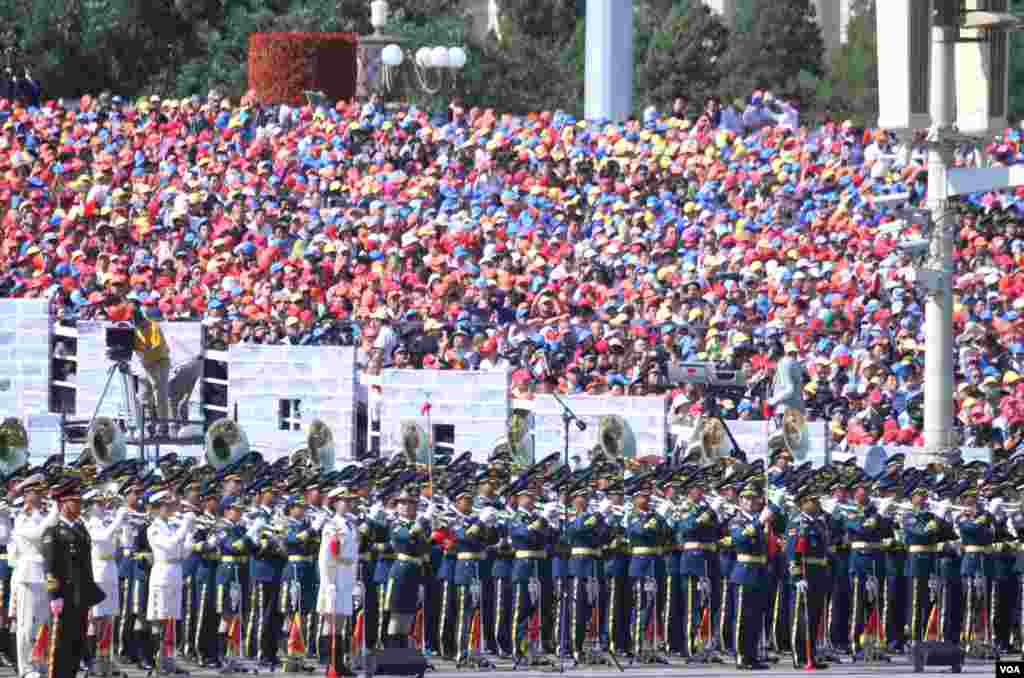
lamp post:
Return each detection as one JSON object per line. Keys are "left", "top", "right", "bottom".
{"left": 359, "top": 0, "right": 467, "bottom": 100}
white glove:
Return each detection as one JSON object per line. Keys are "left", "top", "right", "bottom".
{"left": 794, "top": 579, "right": 808, "bottom": 594}
{"left": 422, "top": 503, "right": 436, "bottom": 521}
{"left": 479, "top": 507, "right": 498, "bottom": 527}
{"left": 369, "top": 503, "right": 387, "bottom": 522}
{"left": 597, "top": 499, "right": 613, "bottom": 514}
{"left": 542, "top": 505, "right": 560, "bottom": 523}
{"left": 697, "top": 577, "right": 711, "bottom": 596}
{"left": 759, "top": 506, "right": 774, "bottom": 524}
{"left": 866, "top": 577, "right": 879, "bottom": 595}
{"left": 115, "top": 506, "right": 129, "bottom": 522}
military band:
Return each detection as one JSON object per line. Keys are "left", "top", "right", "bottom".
{"left": 2, "top": 445, "right": 1024, "bottom": 676}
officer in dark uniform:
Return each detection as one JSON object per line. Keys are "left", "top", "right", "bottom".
{"left": 249, "top": 481, "right": 285, "bottom": 667}
{"left": 367, "top": 489, "right": 392, "bottom": 652}
{"left": 902, "top": 485, "right": 946, "bottom": 646}
{"left": 451, "top": 483, "right": 497, "bottom": 666}
{"left": 786, "top": 489, "right": 830, "bottom": 669}
{"left": 729, "top": 482, "right": 771, "bottom": 670}
{"left": 990, "top": 493, "right": 1016, "bottom": 655}
{"left": 42, "top": 479, "right": 106, "bottom": 678}
{"left": 282, "top": 497, "right": 318, "bottom": 668}
{"left": 601, "top": 483, "right": 630, "bottom": 657}
{"left": 216, "top": 496, "right": 256, "bottom": 663}
{"left": 566, "top": 484, "right": 605, "bottom": 662}
{"left": 661, "top": 479, "right": 684, "bottom": 656}
{"left": 626, "top": 477, "right": 668, "bottom": 662}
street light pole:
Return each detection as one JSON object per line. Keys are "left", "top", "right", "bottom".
{"left": 920, "top": 0, "right": 959, "bottom": 466}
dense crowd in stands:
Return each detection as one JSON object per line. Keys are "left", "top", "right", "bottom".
{"left": 4, "top": 88, "right": 1024, "bottom": 455}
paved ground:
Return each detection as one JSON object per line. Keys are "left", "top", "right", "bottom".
{"left": 95, "top": 655, "right": 1004, "bottom": 677}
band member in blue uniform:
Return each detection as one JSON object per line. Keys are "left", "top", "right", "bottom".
{"left": 386, "top": 486, "right": 430, "bottom": 648}
{"left": 216, "top": 496, "right": 256, "bottom": 663}
{"left": 282, "top": 497, "right": 318, "bottom": 668}
{"left": 956, "top": 486, "right": 995, "bottom": 644}
{"left": 451, "top": 483, "right": 497, "bottom": 666}
{"left": 566, "top": 484, "right": 605, "bottom": 663}
{"left": 716, "top": 481, "right": 739, "bottom": 657}
{"left": 601, "top": 484, "right": 630, "bottom": 657}
{"left": 676, "top": 476, "right": 721, "bottom": 660}
{"left": 626, "top": 477, "right": 668, "bottom": 662}
{"left": 826, "top": 481, "right": 852, "bottom": 654}
{"left": 508, "top": 480, "right": 555, "bottom": 663}
{"left": 902, "top": 485, "right": 946, "bottom": 646}
{"left": 786, "top": 489, "right": 830, "bottom": 669}
{"left": 248, "top": 481, "right": 285, "bottom": 667}
{"left": 729, "top": 482, "right": 772, "bottom": 671}
{"left": 845, "top": 479, "right": 888, "bottom": 658}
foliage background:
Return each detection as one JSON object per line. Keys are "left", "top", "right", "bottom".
{"left": 0, "top": 0, "right": 1017, "bottom": 124}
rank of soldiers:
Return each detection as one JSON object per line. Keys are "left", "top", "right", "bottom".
{"left": 0, "top": 444, "right": 1019, "bottom": 677}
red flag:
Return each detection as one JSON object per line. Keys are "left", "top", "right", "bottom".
{"left": 349, "top": 612, "right": 362, "bottom": 655}
{"left": 98, "top": 620, "right": 113, "bottom": 652}
{"left": 163, "top": 619, "right": 175, "bottom": 657}
{"left": 795, "top": 536, "right": 808, "bottom": 555}
{"left": 469, "top": 611, "right": 481, "bottom": 651}
{"left": 421, "top": 402, "right": 432, "bottom": 416}
{"left": 529, "top": 610, "right": 540, "bottom": 642}
{"left": 699, "top": 607, "right": 711, "bottom": 643}
{"left": 926, "top": 605, "right": 940, "bottom": 641}
{"left": 329, "top": 536, "right": 340, "bottom": 558}
{"left": 289, "top": 613, "right": 307, "bottom": 656}
{"left": 766, "top": 524, "right": 779, "bottom": 559}
{"left": 31, "top": 623, "right": 49, "bottom": 664}
{"left": 413, "top": 608, "right": 424, "bottom": 649}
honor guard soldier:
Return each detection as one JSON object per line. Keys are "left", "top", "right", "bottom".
{"left": 786, "top": 489, "right": 830, "bottom": 670}
{"left": 845, "top": 478, "right": 887, "bottom": 658}
{"left": 625, "top": 477, "right": 668, "bottom": 662}
{"left": 601, "top": 483, "right": 630, "bottom": 658}
{"left": 317, "top": 487, "right": 358, "bottom": 677}
{"left": 551, "top": 487, "right": 572, "bottom": 660}
{"left": 366, "top": 489, "right": 393, "bottom": 653}
{"left": 178, "top": 480, "right": 202, "bottom": 663}
{"left": 902, "top": 485, "right": 946, "bottom": 647}
{"left": 146, "top": 490, "right": 194, "bottom": 672}
{"left": 661, "top": 480, "right": 684, "bottom": 657}
{"left": 130, "top": 487, "right": 157, "bottom": 670}
{"left": 216, "top": 496, "right": 256, "bottom": 664}
{"left": 508, "top": 480, "right": 554, "bottom": 662}
{"left": 936, "top": 498, "right": 963, "bottom": 646}
{"left": 386, "top": 486, "right": 430, "bottom": 649}
{"left": 42, "top": 479, "right": 106, "bottom": 678}
{"left": 282, "top": 497, "right": 318, "bottom": 670}
{"left": 566, "top": 484, "right": 605, "bottom": 663}
{"left": 450, "top": 483, "right": 498, "bottom": 667}
{"left": 956, "top": 485, "right": 995, "bottom": 645}
{"left": 490, "top": 491, "right": 516, "bottom": 658}
{"left": 84, "top": 490, "right": 129, "bottom": 676}
{"left": 11, "top": 474, "right": 58, "bottom": 678}
{"left": 192, "top": 487, "right": 222, "bottom": 667}
{"left": 676, "top": 476, "right": 720, "bottom": 660}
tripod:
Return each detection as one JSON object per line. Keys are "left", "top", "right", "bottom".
{"left": 90, "top": 360, "right": 143, "bottom": 438}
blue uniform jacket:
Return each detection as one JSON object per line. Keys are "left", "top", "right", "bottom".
{"left": 728, "top": 511, "right": 771, "bottom": 591}
{"left": 676, "top": 501, "right": 720, "bottom": 578}
{"left": 957, "top": 511, "right": 995, "bottom": 578}
{"left": 508, "top": 509, "right": 553, "bottom": 581}
{"left": 567, "top": 510, "right": 606, "bottom": 579}
{"left": 784, "top": 512, "right": 830, "bottom": 586}
{"left": 626, "top": 510, "right": 667, "bottom": 579}
{"left": 452, "top": 514, "right": 497, "bottom": 585}
{"left": 902, "top": 510, "right": 945, "bottom": 578}
{"left": 603, "top": 510, "right": 629, "bottom": 578}
{"left": 845, "top": 503, "right": 888, "bottom": 577}
{"left": 216, "top": 521, "right": 255, "bottom": 586}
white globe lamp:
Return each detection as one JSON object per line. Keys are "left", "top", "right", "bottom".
{"left": 382, "top": 44, "right": 404, "bottom": 67}
{"left": 447, "top": 46, "right": 467, "bottom": 70}
{"left": 430, "top": 46, "right": 450, "bottom": 69}
{"left": 416, "top": 46, "right": 433, "bottom": 68}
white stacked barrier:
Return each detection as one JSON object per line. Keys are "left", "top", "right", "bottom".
{"left": 0, "top": 299, "right": 50, "bottom": 417}
{"left": 228, "top": 343, "right": 358, "bottom": 462}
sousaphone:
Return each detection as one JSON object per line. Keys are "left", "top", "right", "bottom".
{"left": 0, "top": 418, "right": 28, "bottom": 476}
{"left": 507, "top": 409, "right": 536, "bottom": 466}
{"left": 205, "top": 418, "right": 250, "bottom": 470}
{"left": 306, "top": 418, "right": 336, "bottom": 472}
{"left": 400, "top": 420, "right": 430, "bottom": 464}
{"left": 685, "top": 415, "right": 735, "bottom": 467}
{"left": 767, "top": 407, "right": 810, "bottom": 462}
{"left": 598, "top": 415, "right": 636, "bottom": 459}
{"left": 86, "top": 416, "right": 126, "bottom": 468}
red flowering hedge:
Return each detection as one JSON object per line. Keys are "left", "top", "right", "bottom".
{"left": 248, "top": 32, "right": 358, "bottom": 105}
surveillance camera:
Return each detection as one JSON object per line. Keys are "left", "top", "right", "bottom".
{"left": 898, "top": 239, "right": 931, "bottom": 257}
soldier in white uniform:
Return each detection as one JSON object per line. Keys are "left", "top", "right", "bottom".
{"left": 147, "top": 491, "right": 194, "bottom": 672}
{"left": 10, "top": 474, "right": 58, "bottom": 678}
{"left": 84, "top": 490, "right": 129, "bottom": 675}
{"left": 317, "top": 488, "right": 357, "bottom": 676}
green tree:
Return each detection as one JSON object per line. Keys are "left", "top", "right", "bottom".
{"left": 636, "top": 3, "right": 729, "bottom": 111}
{"left": 816, "top": 0, "right": 878, "bottom": 125}
{"left": 718, "top": 0, "right": 824, "bottom": 104}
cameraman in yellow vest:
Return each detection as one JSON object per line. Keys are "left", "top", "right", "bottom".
{"left": 132, "top": 301, "right": 171, "bottom": 435}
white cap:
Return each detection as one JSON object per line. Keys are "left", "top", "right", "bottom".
{"left": 15, "top": 473, "right": 46, "bottom": 495}
{"left": 149, "top": 490, "right": 173, "bottom": 505}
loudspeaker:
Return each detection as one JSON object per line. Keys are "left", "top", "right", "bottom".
{"left": 354, "top": 648, "right": 427, "bottom": 678}
{"left": 912, "top": 641, "right": 964, "bottom": 673}
{"left": 876, "top": 0, "right": 933, "bottom": 132}
{"left": 957, "top": 0, "right": 1010, "bottom": 134}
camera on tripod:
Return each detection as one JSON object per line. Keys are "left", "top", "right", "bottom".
{"left": 105, "top": 323, "right": 135, "bottom": 363}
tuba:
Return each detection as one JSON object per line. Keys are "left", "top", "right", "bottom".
{"left": 86, "top": 417, "right": 126, "bottom": 468}
{"left": 767, "top": 407, "right": 810, "bottom": 461}
{"left": 205, "top": 418, "right": 250, "bottom": 470}
{"left": 598, "top": 415, "right": 636, "bottom": 459}
{"left": 0, "top": 418, "right": 28, "bottom": 476}
{"left": 399, "top": 420, "right": 430, "bottom": 464}
{"left": 686, "top": 415, "right": 735, "bottom": 467}
{"left": 306, "top": 418, "right": 336, "bottom": 472}
{"left": 507, "top": 409, "right": 535, "bottom": 466}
